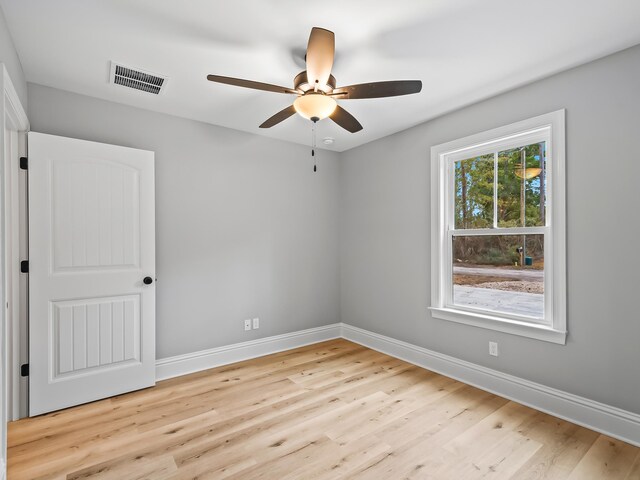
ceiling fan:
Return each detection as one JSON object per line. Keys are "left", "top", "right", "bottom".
{"left": 207, "top": 27, "right": 422, "bottom": 133}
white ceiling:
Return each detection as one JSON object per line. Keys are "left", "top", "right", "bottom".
{"left": 3, "top": 0, "right": 640, "bottom": 152}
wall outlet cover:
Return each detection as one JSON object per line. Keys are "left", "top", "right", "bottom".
{"left": 244, "top": 319, "right": 252, "bottom": 331}
{"left": 252, "top": 318, "right": 260, "bottom": 329}
{"left": 489, "top": 342, "right": 499, "bottom": 357}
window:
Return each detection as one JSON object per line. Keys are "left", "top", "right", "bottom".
{"left": 430, "top": 110, "right": 566, "bottom": 344}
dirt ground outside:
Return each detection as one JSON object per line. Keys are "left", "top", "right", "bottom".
{"left": 453, "top": 265, "right": 544, "bottom": 295}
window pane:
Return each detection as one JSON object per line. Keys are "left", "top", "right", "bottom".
{"left": 452, "top": 234, "right": 544, "bottom": 321}
{"left": 497, "top": 142, "right": 546, "bottom": 227}
{"left": 454, "top": 154, "right": 494, "bottom": 229}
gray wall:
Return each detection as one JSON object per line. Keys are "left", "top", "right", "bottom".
{"left": 0, "top": 5, "right": 26, "bottom": 108}
{"left": 25, "top": 43, "right": 640, "bottom": 414}
{"left": 28, "top": 83, "right": 341, "bottom": 359}
{"left": 340, "top": 44, "right": 640, "bottom": 415}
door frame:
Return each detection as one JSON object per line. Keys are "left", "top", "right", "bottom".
{"left": 1, "top": 63, "right": 29, "bottom": 477}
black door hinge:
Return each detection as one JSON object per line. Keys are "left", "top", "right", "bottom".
{"left": 20, "top": 260, "right": 29, "bottom": 273}
{"left": 21, "top": 364, "right": 29, "bottom": 377}
{"left": 19, "top": 157, "right": 28, "bottom": 170}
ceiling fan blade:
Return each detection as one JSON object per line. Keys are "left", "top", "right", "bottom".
{"left": 331, "top": 80, "right": 422, "bottom": 99}
{"left": 330, "top": 105, "right": 363, "bottom": 133}
{"left": 259, "top": 105, "right": 297, "bottom": 128}
{"left": 207, "top": 75, "right": 298, "bottom": 94}
{"left": 305, "top": 27, "right": 335, "bottom": 90}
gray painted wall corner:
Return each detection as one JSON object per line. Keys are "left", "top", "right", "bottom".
{"left": 339, "top": 43, "right": 640, "bottom": 415}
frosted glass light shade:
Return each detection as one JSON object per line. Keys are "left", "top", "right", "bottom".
{"left": 514, "top": 165, "right": 542, "bottom": 179}
{"left": 294, "top": 93, "right": 337, "bottom": 120}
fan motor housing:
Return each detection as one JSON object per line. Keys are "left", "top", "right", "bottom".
{"left": 294, "top": 71, "right": 336, "bottom": 93}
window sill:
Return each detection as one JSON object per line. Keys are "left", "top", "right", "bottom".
{"left": 429, "top": 307, "right": 567, "bottom": 345}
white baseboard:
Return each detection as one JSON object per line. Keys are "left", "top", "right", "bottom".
{"left": 156, "top": 324, "right": 342, "bottom": 381}
{"left": 154, "top": 322, "right": 640, "bottom": 447}
{"left": 341, "top": 323, "right": 640, "bottom": 447}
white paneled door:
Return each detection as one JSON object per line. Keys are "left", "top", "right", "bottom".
{"left": 28, "top": 132, "right": 155, "bottom": 416}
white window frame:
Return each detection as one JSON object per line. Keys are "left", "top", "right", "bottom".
{"left": 430, "top": 110, "right": 566, "bottom": 344}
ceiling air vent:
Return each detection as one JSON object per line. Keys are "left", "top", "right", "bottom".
{"left": 110, "top": 62, "right": 167, "bottom": 95}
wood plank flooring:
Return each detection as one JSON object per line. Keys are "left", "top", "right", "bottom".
{"left": 8, "top": 339, "right": 640, "bottom": 479}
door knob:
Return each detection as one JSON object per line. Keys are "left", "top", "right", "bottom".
{"left": 143, "top": 276, "right": 153, "bottom": 285}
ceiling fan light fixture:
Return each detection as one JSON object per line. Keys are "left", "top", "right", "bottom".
{"left": 207, "top": 27, "right": 422, "bottom": 132}
{"left": 293, "top": 93, "right": 337, "bottom": 121}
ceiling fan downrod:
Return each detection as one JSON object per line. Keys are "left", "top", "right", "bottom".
{"left": 311, "top": 117, "right": 318, "bottom": 172}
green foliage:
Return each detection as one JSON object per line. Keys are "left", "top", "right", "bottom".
{"left": 453, "top": 235, "right": 544, "bottom": 267}
{"left": 453, "top": 142, "right": 546, "bottom": 265}
{"left": 497, "top": 144, "right": 545, "bottom": 228}
{"left": 454, "top": 154, "right": 494, "bottom": 229}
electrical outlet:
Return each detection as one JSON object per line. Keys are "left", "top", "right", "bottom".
{"left": 489, "top": 341, "right": 499, "bottom": 357}
{"left": 252, "top": 318, "right": 260, "bottom": 329}
{"left": 244, "top": 319, "right": 252, "bottom": 331}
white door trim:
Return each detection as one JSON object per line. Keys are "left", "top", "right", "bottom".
{"left": 1, "top": 62, "right": 29, "bottom": 480}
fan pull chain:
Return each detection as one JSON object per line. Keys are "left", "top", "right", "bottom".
{"left": 311, "top": 119, "right": 318, "bottom": 172}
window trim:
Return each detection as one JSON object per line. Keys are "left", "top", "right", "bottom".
{"left": 430, "top": 110, "right": 566, "bottom": 344}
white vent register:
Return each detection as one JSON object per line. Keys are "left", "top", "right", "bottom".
{"left": 110, "top": 62, "right": 167, "bottom": 94}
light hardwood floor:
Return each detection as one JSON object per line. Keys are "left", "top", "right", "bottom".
{"left": 8, "top": 339, "right": 640, "bottom": 479}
